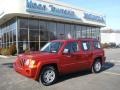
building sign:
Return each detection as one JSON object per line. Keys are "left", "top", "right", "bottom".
{"left": 84, "top": 13, "right": 105, "bottom": 23}
{"left": 26, "top": 0, "right": 105, "bottom": 24}
{"left": 26, "top": 0, "right": 76, "bottom": 19}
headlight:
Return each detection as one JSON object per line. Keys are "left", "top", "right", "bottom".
{"left": 25, "top": 59, "right": 36, "bottom": 68}
{"left": 25, "top": 59, "right": 30, "bottom": 66}
{"left": 29, "top": 60, "right": 36, "bottom": 68}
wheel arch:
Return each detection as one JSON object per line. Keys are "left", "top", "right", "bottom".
{"left": 36, "top": 63, "right": 59, "bottom": 81}
{"left": 93, "top": 56, "right": 103, "bottom": 65}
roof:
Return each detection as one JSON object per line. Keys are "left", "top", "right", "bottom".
{"left": 51, "top": 38, "right": 98, "bottom": 42}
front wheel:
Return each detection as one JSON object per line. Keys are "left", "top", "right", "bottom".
{"left": 39, "top": 66, "right": 57, "bottom": 86}
{"left": 92, "top": 59, "right": 102, "bottom": 73}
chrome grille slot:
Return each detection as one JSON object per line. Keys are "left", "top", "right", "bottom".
{"left": 19, "top": 58, "right": 25, "bottom": 67}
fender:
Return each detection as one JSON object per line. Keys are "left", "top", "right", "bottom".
{"left": 91, "top": 55, "right": 103, "bottom": 67}
{"left": 34, "top": 59, "right": 60, "bottom": 80}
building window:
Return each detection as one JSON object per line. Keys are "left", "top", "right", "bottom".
{"left": 13, "top": 30, "right": 16, "bottom": 42}
{"left": 30, "top": 42, "right": 39, "bottom": 51}
{"left": 0, "top": 17, "right": 101, "bottom": 54}
{"left": 86, "top": 27, "right": 91, "bottom": 38}
{"left": 29, "top": 30, "right": 39, "bottom": 41}
{"left": 71, "top": 25, "right": 76, "bottom": 39}
{"left": 19, "top": 18, "right": 28, "bottom": 29}
{"left": 0, "top": 18, "right": 17, "bottom": 48}
{"left": 18, "top": 29, "right": 28, "bottom": 41}
{"left": 81, "top": 26, "right": 87, "bottom": 38}
{"left": 96, "top": 28, "right": 100, "bottom": 40}
{"left": 39, "top": 21, "right": 49, "bottom": 41}
{"left": 18, "top": 42, "right": 29, "bottom": 53}
{"left": 91, "top": 27, "right": 97, "bottom": 39}
{"left": 47, "top": 22, "right": 57, "bottom": 40}
{"left": 9, "top": 31, "right": 13, "bottom": 42}
{"left": 29, "top": 19, "right": 39, "bottom": 29}
{"left": 76, "top": 25, "right": 82, "bottom": 39}
{"left": 56, "top": 23, "right": 65, "bottom": 39}
{"left": 65, "top": 24, "right": 71, "bottom": 39}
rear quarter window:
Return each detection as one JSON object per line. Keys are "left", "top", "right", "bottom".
{"left": 94, "top": 41, "right": 101, "bottom": 49}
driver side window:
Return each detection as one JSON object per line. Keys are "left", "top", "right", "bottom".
{"left": 64, "top": 42, "right": 79, "bottom": 53}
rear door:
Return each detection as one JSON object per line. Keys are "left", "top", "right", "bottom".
{"left": 79, "top": 40, "right": 93, "bottom": 69}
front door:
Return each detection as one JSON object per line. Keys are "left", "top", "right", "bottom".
{"left": 60, "top": 41, "right": 81, "bottom": 74}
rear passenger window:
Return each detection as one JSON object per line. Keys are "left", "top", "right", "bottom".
{"left": 94, "top": 41, "right": 101, "bottom": 49}
{"left": 82, "top": 41, "right": 91, "bottom": 51}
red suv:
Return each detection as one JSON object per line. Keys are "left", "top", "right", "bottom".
{"left": 14, "top": 38, "right": 105, "bottom": 86}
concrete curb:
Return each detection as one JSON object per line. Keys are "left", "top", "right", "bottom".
{"left": 0, "top": 55, "right": 17, "bottom": 59}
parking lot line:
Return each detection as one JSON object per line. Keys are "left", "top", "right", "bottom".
{"left": 115, "top": 64, "right": 120, "bottom": 66}
{"left": 107, "top": 60, "right": 120, "bottom": 63}
{"left": 103, "top": 72, "right": 120, "bottom": 76}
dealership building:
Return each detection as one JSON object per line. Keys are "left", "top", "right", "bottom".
{"left": 0, "top": 0, "right": 106, "bottom": 54}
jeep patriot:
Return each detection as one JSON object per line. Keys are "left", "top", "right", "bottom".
{"left": 14, "top": 38, "right": 106, "bottom": 86}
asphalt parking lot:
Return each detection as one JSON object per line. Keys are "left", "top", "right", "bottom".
{"left": 0, "top": 49, "right": 120, "bottom": 90}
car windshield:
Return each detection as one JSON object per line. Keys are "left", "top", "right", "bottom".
{"left": 40, "top": 42, "right": 62, "bottom": 53}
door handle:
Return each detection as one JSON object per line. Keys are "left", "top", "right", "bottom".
{"left": 66, "top": 55, "right": 71, "bottom": 58}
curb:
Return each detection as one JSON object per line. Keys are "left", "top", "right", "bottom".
{"left": 0, "top": 55, "right": 17, "bottom": 59}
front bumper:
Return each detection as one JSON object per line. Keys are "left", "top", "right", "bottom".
{"left": 13, "top": 62, "right": 37, "bottom": 79}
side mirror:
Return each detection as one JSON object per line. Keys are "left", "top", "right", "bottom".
{"left": 63, "top": 49, "right": 69, "bottom": 54}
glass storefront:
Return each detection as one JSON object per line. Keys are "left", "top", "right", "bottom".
{"left": 0, "top": 17, "right": 100, "bottom": 54}
{"left": 0, "top": 18, "right": 16, "bottom": 49}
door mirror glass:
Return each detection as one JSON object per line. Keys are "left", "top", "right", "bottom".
{"left": 63, "top": 49, "right": 69, "bottom": 54}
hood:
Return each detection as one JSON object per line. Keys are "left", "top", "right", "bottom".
{"left": 18, "top": 51, "right": 58, "bottom": 61}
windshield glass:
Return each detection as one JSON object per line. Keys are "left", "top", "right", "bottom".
{"left": 40, "top": 42, "right": 62, "bottom": 53}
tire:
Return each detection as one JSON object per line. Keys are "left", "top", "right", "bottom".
{"left": 92, "top": 59, "right": 102, "bottom": 73}
{"left": 39, "top": 66, "right": 57, "bottom": 86}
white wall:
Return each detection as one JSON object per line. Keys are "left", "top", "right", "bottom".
{"left": 101, "top": 33, "right": 120, "bottom": 45}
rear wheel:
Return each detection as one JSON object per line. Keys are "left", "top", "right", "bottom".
{"left": 92, "top": 59, "right": 102, "bottom": 73}
{"left": 39, "top": 66, "right": 57, "bottom": 86}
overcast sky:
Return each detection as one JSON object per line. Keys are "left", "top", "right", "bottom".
{"left": 60, "top": 0, "right": 120, "bottom": 30}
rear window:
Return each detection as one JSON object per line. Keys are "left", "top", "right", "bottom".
{"left": 82, "top": 41, "right": 91, "bottom": 51}
{"left": 94, "top": 41, "right": 101, "bottom": 49}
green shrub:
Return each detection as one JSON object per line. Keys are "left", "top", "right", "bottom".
{"left": 101, "top": 43, "right": 109, "bottom": 48}
{"left": 1, "top": 48, "right": 10, "bottom": 56}
{"left": 0, "top": 44, "right": 17, "bottom": 56}
{"left": 0, "top": 48, "right": 2, "bottom": 55}
{"left": 9, "top": 44, "right": 17, "bottom": 55}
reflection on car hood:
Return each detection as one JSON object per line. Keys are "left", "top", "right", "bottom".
{"left": 18, "top": 51, "right": 57, "bottom": 60}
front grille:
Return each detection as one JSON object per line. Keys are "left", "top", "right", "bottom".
{"left": 18, "top": 58, "right": 25, "bottom": 67}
